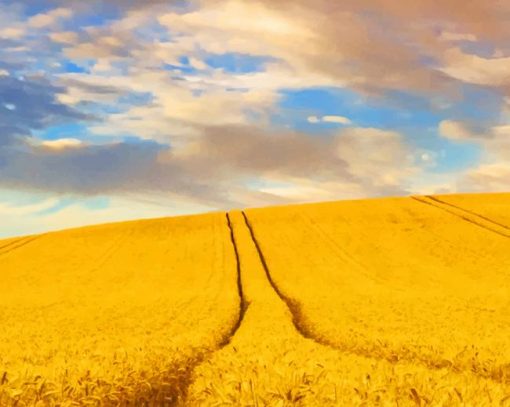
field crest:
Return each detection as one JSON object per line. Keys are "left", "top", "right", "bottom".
{"left": 1, "top": 193, "right": 510, "bottom": 405}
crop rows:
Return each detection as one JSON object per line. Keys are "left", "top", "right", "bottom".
{"left": 1, "top": 193, "right": 510, "bottom": 405}
{"left": 0, "top": 214, "right": 239, "bottom": 405}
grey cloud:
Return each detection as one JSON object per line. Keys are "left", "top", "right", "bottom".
{"left": 0, "top": 124, "right": 411, "bottom": 208}
{"left": 175, "top": 125, "right": 412, "bottom": 197}
{"left": 1, "top": 141, "right": 163, "bottom": 193}
{"left": 0, "top": 140, "right": 230, "bottom": 206}
{"left": 180, "top": 125, "right": 350, "bottom": 179}
{"left": 60, "top": 78, "right": 125, "bottom": 96}
{"left": 0, "top": 75, "right": 88, "bottom": 130}
{"left": 0, "top": 75, "right": 90, "bottom": 147}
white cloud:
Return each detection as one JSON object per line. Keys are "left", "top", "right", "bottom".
{"left": 440, "top": 48, "right": 510, "bottom": 86}
{"left": 323, "top": 115, "right": 352, "bottom": 125}
{"left": 0, "top": 195, "right": 212, "bottom": 239}
{"left": 61, "top": 69, "right": 281, "bottom": 143}
{"left": 492, "top": 124, "right": 510, "bottom": 137}
{"left": 335, "top": 127, "right": 416, "bottom": 188}
{"left": 0, "top": 197, "right": 60, "bottom": 217}
{"left": 5, "top": 0, "right": 509, "bottom": 239}
{"left": 40, "top": 138, "right": 84, "bottom": 150}
{"left": 257, "top": 178, "right": 366, "bottom": 202}
{"left": 0, "top": 27, "right": 25, "bottom": 39}
{"left": 307, "top": 115, "right": 352, "bottom": 125}
{"left": 439, "top": 31, "right": 477, "bottom": 42}
{"left": 28, "top": 8, "right": 72, "bottom": 29}
{"left": 189, "top": 57, "right": 208, "bottom": 70}
{"left": 438, "top": 120, "right": 478, "bottom": 140}
{"left": 159, "top": 2, "right": 311, "bottom": 42}
{"left": 49, "top": 31, "right": 79, "bottom": 44}
{"left": 438, "top": 119, "right": 509, "bottom": 145}
{"left": 459, "top": 163, "right": 510, "bottom": 192}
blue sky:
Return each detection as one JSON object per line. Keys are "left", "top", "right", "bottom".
{"left": 1, "top": 0, "right": 510, "bottom": 237}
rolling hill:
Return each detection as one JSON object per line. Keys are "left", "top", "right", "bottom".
{"left": 1, "top": 193, "right": 509, "bottom": 406}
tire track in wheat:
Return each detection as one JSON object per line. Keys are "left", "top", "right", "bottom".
{"left": 241, "top": 211, "right": 317, "bottom": 342}
{"left": 176, "top": 213, "right": 248, "bottom": 405}
{"left": 0, "top": 235, "right": 42, "bottom": 257}
{"left": 412, "top": 196, "right": 510, "bottom": 239}
{"left": 241, "top": 211, "right": 510, "bottom": 385}
{"left": 221, "top": 212, "right": 249, "bottom": 345}
{"left": 427, "top": 195, "right": 510, "bottom": 231}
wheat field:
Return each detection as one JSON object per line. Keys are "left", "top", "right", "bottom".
{"left": 1, "top": 193, "right": 510, "bottom": 406}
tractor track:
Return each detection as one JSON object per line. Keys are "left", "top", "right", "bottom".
{"left": 241, "top": 210, "right": 322, "bottom": 343}
{"left": 412, "top": 196, "right": 510, "bottom": 239}
{"left": 426, "top": 195, "right": 510, "bottom": 231}
{"left": 241, "top": 210, "right": 510, "bottom": 385}
{"left": 0, "top": 235, "right": 42, "bottom": 257}
{"left": 178, "top": 213, "right": 249, "bottom": 405}
{"left": 222, "top": 212, "right": 249, "bottom": 346}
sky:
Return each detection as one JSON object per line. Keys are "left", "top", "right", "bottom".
{"left": 1, "top": 0, "right": 510, "bottom": 237}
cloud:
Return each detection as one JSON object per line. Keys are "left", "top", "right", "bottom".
{"left": 28, "top": 7, "right": 72, "bottom": 29}
{"left": 440, "top": 48, "right": 510, "bottom": 86}
{"left": 307, "top": 115, "right": 352, "bottom": 125}
{"left": 56, "top": 75, "right": 129, "bottom": 105}
{"left": 68, "top": 69, "right": 280, "bottom": 143}
{"left": 174, "top": 125, "right": 349, "bottom": 179}
{"left": 49, "top": 31, "right": 79, "bottom": 44}
{"left": 5, "top": 0, "right": 510, "bottom": 237}
{"left": 438, "top": 120, "right": 481, "bottom": 140}
{"left": 459, "top": 163, "right": 510, "bottom": 192}
{"left": 335, "top": 127, "right": 416, "bottom": 189}
{"left": 0, "top": 197, "right": 60, "bottom": 217}
{"left": 439, "top": 31, "right": 477, "bottom": 42}
{"left": 0, "top": 120, "right": 417, "bottom": 209}
{"left": 40, "top": 138, "right": 83, "bottom": 150}
{"left": 0, "top": 75, "right": 88, "bottom": 146}
{"left": 159, "top": 1, "right": 449, "bottom": 96}
{"left": 0, "top": 141, "right": 172, "bottom": 194}
{"left": 438, "top": 116, "right": 510, "bottom": 193}
{"left": 0, "top": 193, "right": 208, "bottom": 238}
{"left": 0, "top": 27, "right": 25, "bottom": 39}
{"left": 171, "top": 124, "right": 416, "bottom": 199}
{"left": 438, "top": 119, "right": 510, "bottom": 145}
{"left": 0, "top": 131, "right": 280, "bottom": 207}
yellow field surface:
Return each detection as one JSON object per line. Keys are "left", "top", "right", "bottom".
{"left": 244, "top": 195, "right": 510, "bottom": 402}
{"left": 1, "top": 193, "right": 510, "bottom": 406}
{"left": 0, "top": 214, "right": 239, "bottom": 405}
{"left": 187, "top": 210, "right": 510, "bottom": 406}
{"left": 436, "top": 192, "right": 510, "bottom": 228}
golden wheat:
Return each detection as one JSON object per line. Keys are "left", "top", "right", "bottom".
{"left": 244, "top": 196, "right": 510, "bottom": 398}
{"left": 187, "top": 208, "right": 510, "bottom": 406}
{"left": 1, "top": 194, "right": 510, "bottom": 405}
{"left": 0, "top": 214, "right": 238, "bottom": 405}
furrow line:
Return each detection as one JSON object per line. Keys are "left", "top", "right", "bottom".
{"left": 241, "top": 210, "right": 510, "bottom": 385}
{"left": 426, "top": 195, "right": 510, "bottom": 231}
{"left": 222, "top": 212, "right": 249, "bottom": 346}
{"left": 178, "top": 213, "right": 249, "bottom": 404}
{"left": 0, "top": 236, "right": 27, "bottom": 251}
{"left": 241, "top": 211, "right": 316, "bottom": 342}
{"left": 0, "top": 235, "right": 41, "bottom": 257}
{"left": 412, "top": 196, "right": 510, "bottom": 239}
